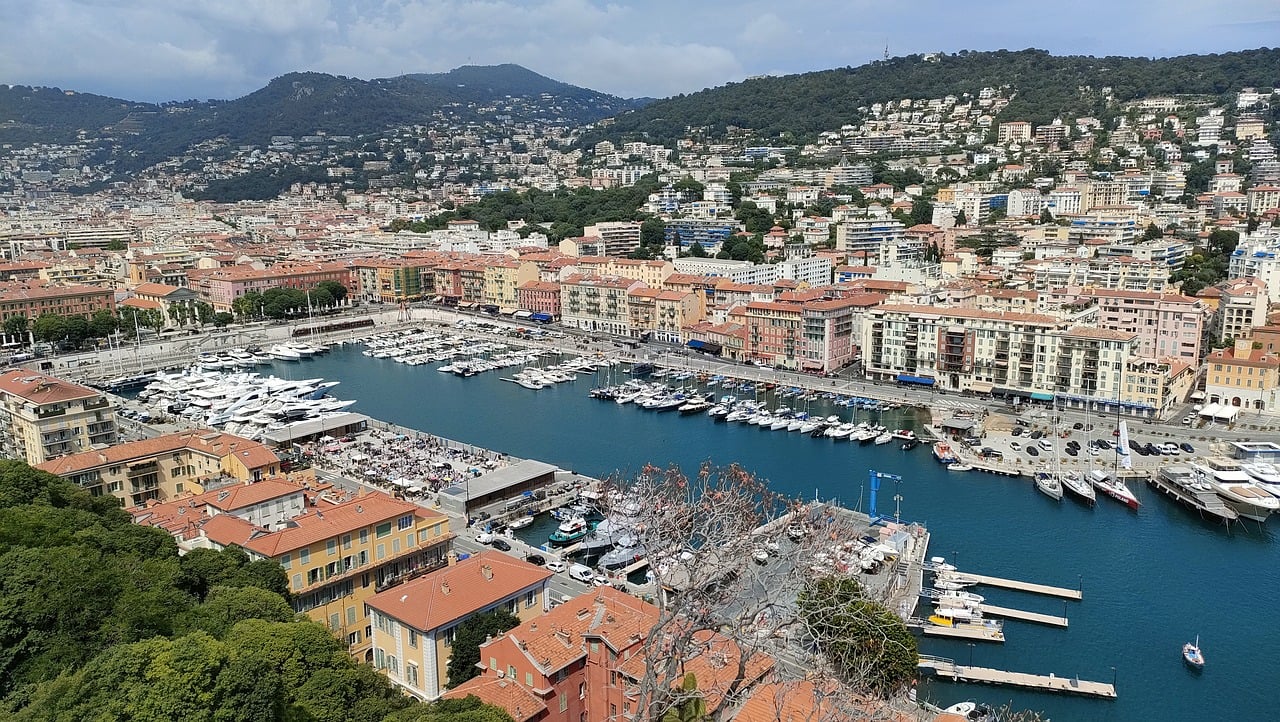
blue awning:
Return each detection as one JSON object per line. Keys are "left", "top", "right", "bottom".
{"left": 529, "top": 312, "right": 552, "bottom": 322}
{"left": 687, "top": 339, "right": 706, "bottom": 349}
{"left": 1029, "top": 392, "right": 1054, "bottom": 401}
{"left": 896, "top": 374, "right": 936, "bottom": 386}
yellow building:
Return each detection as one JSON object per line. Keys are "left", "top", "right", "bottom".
{"left": 170, "top": 490, "right": 454, "bottom": 661}
{"left": 1122, "top": 357, "right": 1197, "bottom": 419}
{"left": 365, "top": 551, "right": 553, "bottom": 700}
{"left": 481, "top": 259, "right": 538, "bottom": 311}
{"left": 37, "top": 430, "right": 283, "bottom": 507}
{"left": 607, "top": 258, "right": 674, "bottom": 288}
{"left": 0, "top": 370, "right": 117, "bottom": 465}
{"left": 1205, "top": 338, "right": 1280, "bottom": 411}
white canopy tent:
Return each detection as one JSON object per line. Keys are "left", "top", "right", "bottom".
{"left": 1214, "top": 405, "right": 1241, "bottom": 421}
{"left": 1198, "top": 403, "right": 1222, "bottom": 418}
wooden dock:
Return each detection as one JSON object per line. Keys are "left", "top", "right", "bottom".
{"left": 918, "top": 656, "right": 1116, "bottom": 699}
{"left": 977, "top": 603, "right": 1069, "bottom": 627}
{"left": 959, "top": 571, "right": 1083, "bottom": 600}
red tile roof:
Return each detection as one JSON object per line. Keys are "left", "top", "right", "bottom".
{"left": 0, "top": 370, "right": 100, "bottom": 404}
{"left": 366, "top": 551, "right": 551, "bottom": 631}
{"left": 238, "top": 491, "right": 444, "bottom": 557}
{"left": 442, "top": 676, "right": 547, "bottom": 722}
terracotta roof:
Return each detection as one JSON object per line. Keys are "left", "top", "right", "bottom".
{"left": 1065, "top": 326, "right": 1138, "bottom": 341}
{"left": 517, "top": 280, "right": 561, "bottom": 292}
{"left": 874, "top": 304, "right": 1061, "bottom": 325}
{"left": 615, "top": 628, "right": 774, "bottom": 712}
{"left": 239, "top": 491, "right": 444, "bottom": 557}
{"left": 36, "top": 431, "right": 277, "bottom": 476}
{"left": 441, "top": 676, "right": 547, "bottom": 722}
{"left": 0, "top": 370, "right": 100, "bottom": 404}
{"left": 120, "top": 298, "right": 163, "bottom": 310}
{"left": 133, "top": 282, "right": 184, "bottom": 296}
{"left": 497, "top": 587, "right": 652, "bottom": 675}
{"left": 366, "top": 551, "right": 551, "bottom": 632}
{"left": 1206, "top": 347, "right": 1280, "bottom": 368}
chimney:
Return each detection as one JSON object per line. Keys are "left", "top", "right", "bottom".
{"left": 481, "top": 564, "right": 493, "bottom": 580}
{"left": 441, "top": 581, "right": 451, "bottom": 595}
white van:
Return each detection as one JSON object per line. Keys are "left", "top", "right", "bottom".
{"left": 568, "top": 563, "right": 596, "bottom": 583}
{"left": 1038, "top": 438, "right": 1053, "bottom": 451}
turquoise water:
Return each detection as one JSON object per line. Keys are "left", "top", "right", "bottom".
{"left": 275, "top": 346, "right": 1276, "bottom": 721}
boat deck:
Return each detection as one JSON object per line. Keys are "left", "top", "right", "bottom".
{"left": 908, "top": 618, "right": 1005, "bottom": 643}
{"left": 918, "top": 656, "right": 1116, "bottom": 699}
{"left": 1146, "top": 475, "right": 1238, "bottom": 523}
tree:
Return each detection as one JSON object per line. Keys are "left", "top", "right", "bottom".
{"left": 194, "top": 301, "right": 215, "bottom": 326}
{"left": 689, "top": 241, "right": 708, "bottom": 258}
{"left": 954, "top": 209, "right": 968, "bottom": 226}
{"left": 88, "top": 309, "right": 118, "bottom": 338}
{"left": 1141, "top": 222, "right": 1164, "bottom": 241}
{"left": 797, "top": 576, "right": 917, "bottom": 698}
{"left": 315, "top": 280, "right": 348, "bottom": 304}
{"left": 612, "top": 463, "right": 902, "bottom": 721}
{"left": 661, "top": 674, "right": 709, "bottom": 722}
{"left": 1038, "top": 207, "right": 1055, "bottom": 225}
{"left": 3, "top": 315, "right": 29, "bottom": 339}
{"left": 212, "top": 312, "right": 234, "bottom": 328}
{"left": 446, "top": 609, "right": 520, "bottom": 687}
{"left": 31, "top": 313, "right": 66, "bottom": 343}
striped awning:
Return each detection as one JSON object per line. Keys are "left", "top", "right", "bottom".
{"left": 968, "top": 381, "right": 994, "bottom": 393}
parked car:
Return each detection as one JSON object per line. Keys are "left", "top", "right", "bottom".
{"left": 1096, "top": 439, "right": 1113, "bottom": 450}
{"left": 1065, "top": 447, "right": 1078, "bottom": 457}
{"left": 1180, "top": 442, "right": 1196, "bottom": 453}
{"left": 474, "top": 531, "right": 495, "bottom": 544}
{"left": 1010, "top": 441, "right": 1022, "bottom": 452}
{"left": 1029, "top": 430, "right": 1044, "bottom": 440}
{"left": 1038, "top": 438, "right": 1054, "bottom": 451}
{"left": 1011, "top": 427, "right": 1024, "bottom": 437}
{"left": 545, "top": 560, "right": 568, "bottom": 573}
{"left": 1182, "top": 416, "right": 1195, "bottom": 425}
{"left": 1144, "top": 443, "right": 1160, "bottom": 456}
{"left": 1026, "top": 446, "right": 1040, "bottom": 457}
{"left": 1072, "top": 422, "right": 1084, "bottom": 430}
{"left": 491, "top": 538, "right": 512, "bottom": 552}
{"left": 525, "top": 554, "right": 546, "bottom": 566}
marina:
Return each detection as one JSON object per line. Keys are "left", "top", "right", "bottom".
{"left": 139, "top": 332, "right": 1280, "bottom": 721}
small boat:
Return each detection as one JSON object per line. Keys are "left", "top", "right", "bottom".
{"left": 548, "top": 516, "right": 594, "bottom": 545}
{"left": 507, "top": 515, "right": 535, "bottom": 530}
{"left": 1183, "top": 636, "right": 1204, "bottom": 671}
{"left": 1035, "top": 472, "right": 1064, "bottom": 501}
{"left": 948, "top": 464, "right": 974, "bottom": 472}
{"left": 891, "top": 429, "right": 917, "bottom": 441}
{"left": 901, "top": 439, "right": 920, "bottom": 451}
{"left": 941, "top": 702, "right": 996, "bottom": 721}
{"left": 932, "top": 442, "right": 959, "bottom": 464}
{"left": 873, "top": 432, "right": 894, "bottom": 445}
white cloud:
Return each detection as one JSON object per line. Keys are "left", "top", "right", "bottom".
{"left": 1, "top": 0, "right": 1277, "bottom": 102}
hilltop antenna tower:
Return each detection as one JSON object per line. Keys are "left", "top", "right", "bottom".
{"left": 884, "top": 43, "right": 889, "bottom": 60}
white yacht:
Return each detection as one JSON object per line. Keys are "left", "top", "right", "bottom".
{"left": 1193, "top": 459, "right": 1280, "bottom": 521}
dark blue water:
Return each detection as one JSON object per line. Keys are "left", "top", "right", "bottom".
{"left": 276, "top": 347, "right": 1276, "bottom": 721}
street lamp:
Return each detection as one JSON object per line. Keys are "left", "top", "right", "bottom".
{"left": 893, "top": 494, "right": 903, "bottom": 524}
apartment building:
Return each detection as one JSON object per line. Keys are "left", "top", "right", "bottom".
{"left": 1205, "top": 338, "right": 1280, "bottom": 411}
{"left": 1204, "top": 278, "right": 1268, "bottom": 344}
{"left": 581, "top": 221, "right": 643, "bottom": 257}
{"left": 483, "top": 259, "right": 538, "bottom": 311}
{"left": 444, "top": 587, "right": 773, "bottom": 722}
{"left": 1023, "top": 257, "right": 1170, "bottom": 292}
{"left": 834, "top": 218, "right": 905, "bottom": 260}
{"left": 516, "top": 280, "right": 562, "bottom": 318}
{"left": 742, "top": 301, "right": 805, "bottom": 368}
{"left": 365, "top": 552, "right": 553, "bottom": 700}
{"left": 35, "top": 430, "right": 281, "bottom": 507}
{"left": 351, "top": 258, "right": 434, "bottom": 303}
{"left": 0, "top": 280, "right": 116, "bottom": 322}
{"left": 626, "top": 288, "right": 703, "bottom": 343}
{"left": 1058, "top": 289, "right": 1205, "bottom": 359}
{"left": 1124, "top": 357, "right": 1197, "bottom": 419}
{"left": 189, "top": 262, "right": 352, "bottom": 312}
{"left": 863, "top": 305, "right": 1138, "bottom": 408}
{"left": 559, "top": 275, "right": 644, "bottom": 336}
{"left": 0, "top": 370, "right": 117, "bottom": 465}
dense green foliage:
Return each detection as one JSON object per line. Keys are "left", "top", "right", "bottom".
{"left": 230, "top": 283, "right": 348, "bottom": 320}
{"left": 797, "top": 575, "right": 918, "bottom": 698}
{"left": 401, "top": 178, "right": 661, "bottom": 241}
{"left": 1171, "top": 229, "right": 1239, "bottom": 297}
{"left": 586, "top": 48, "right": 1280, "bottom": 145}
{"left": 189, "top": 165, "right": 333, "bottom": 203}
{"left": 0, "top": 461, "right": 512, "bottom": 721}
{"left": 446, "top": 609, "right": 521, "bottom": 688}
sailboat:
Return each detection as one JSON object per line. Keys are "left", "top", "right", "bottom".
{"left": 1034, "top": 472, "right": 1064, "bottom": 501}
{"left": 1182, "top": 635, "right": 1205, "bottom": 671}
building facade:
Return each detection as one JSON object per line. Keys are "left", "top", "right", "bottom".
{"left": 0, "top": 370, "right": 117, "bottom": 465}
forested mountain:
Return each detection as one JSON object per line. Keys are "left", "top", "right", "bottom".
{"left": 587, "top": 48, "right": 1280, "bottom": 145}
{"left": 0, "top": 64, "right": 646, "bottom": 151}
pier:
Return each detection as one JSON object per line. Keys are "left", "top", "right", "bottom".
{"left": 953, "top": 570, "right": 1083, "bottom": 600}
{"left": 976, "top": 603, "right": 1069, "bottom": 627}
{"left": 918, "top": 656, "right": 1116, "bottom": 699}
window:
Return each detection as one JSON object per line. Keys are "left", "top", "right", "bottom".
{"left": 376, "top": 544, "right": 385, "bottom": 560}
{"left": 590, "top": 642, "right": 599, "bottom": 655}
{"left": 525, "top": 672, "right": 533, "bottom": 687}
{"left": 343, "top": 534, "right": 352, "bottom": 550}
{"left": 347, "top": 607, "right": 357, "bottom": 625}
{"left": 299, "top": 549, "right": 309, "bottom": 564}
{"left": 329, "top": 613, "right": 340, "bottom": 629}
{"left": 559, "top": 694, "right": 568, "bottom": 712}
{"left": 579, "top": 682, "right": 586, "bottom": 700}
{"left": 327, "top": 539, "right": 337, "bottom": 555}
{"left": 526, "top": 590, "right": 536, "bottom": 608}
{"left": 376, "top": 522, "right": 392, "bottom": 538}
{"left": 397, "top": 514, "right": 413, "bottom": 531}
{"left": 443, "top": 626, "right": 456, "bottom": 646}
{"left": 408, "top": 630, "right": 417, "bottom": 649}
{"left": 359, "top": 529, "right": 368, "bottom": 544}
{"left": 392, "top": 538, "right": 401, "bottom": 554}
{"left": 407, "top": 663, "right": 418, "bottom": 687}
{"left": 347, "top": 631, "right": 361, "bottom": 646}
{"left": 507, "top": 665, "right": 516, "bottom": 680}
{"left": 388, "top": 655, "right": 398, "bottom": 675}
{"left": 280, "top": 553, "right": 291, "bottom": 569}
{"left": 490, "top": 657, "right": 497, "bottom": 670}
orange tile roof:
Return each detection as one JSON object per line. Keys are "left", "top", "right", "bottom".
{"left": 37, "top": 431, "right": 276, "bottom": 476}
{"left": 500, "top": 587, "right": 653, "bottom": 674}
{"left": 0, "top": 370, "right": 100, "bottom": 404}
{"left": 442, "top": 676, "right": 547, "bottom": 722}
{"left": 133, "top": 282, "right": 185, "bottom": 296}
{"left": 365, "top": 551, "right": 552, "bottom": 631}
{"left": 239, "top": 491, "right": 444, "bottom": 557}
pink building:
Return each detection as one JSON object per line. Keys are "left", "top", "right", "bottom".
{"left": 516, "top": 281, "right": 561, "bottom": 318}
{"left": 1052, "top": 288, "right": 1205, "bottom": 360}
{"left": 188, "top": 263, "right": 351, "bottom": 311}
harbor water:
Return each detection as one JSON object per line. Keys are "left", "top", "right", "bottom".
{"left": 274, "top": 345, "right": 1276, "bottom": 721}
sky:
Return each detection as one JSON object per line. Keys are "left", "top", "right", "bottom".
{"left": 3, "top": 0, "right": 1279, "bottom": 103}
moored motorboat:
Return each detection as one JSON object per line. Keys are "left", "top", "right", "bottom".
{"left": 932, "top": 442, "right": 958, "bottom": 464}
{"left": 948, "top": 463, "right": 973, "bottom": 472}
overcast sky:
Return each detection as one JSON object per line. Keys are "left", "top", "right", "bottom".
{"left": 3, "top": 0, "right": 1279, "bottom": 102}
